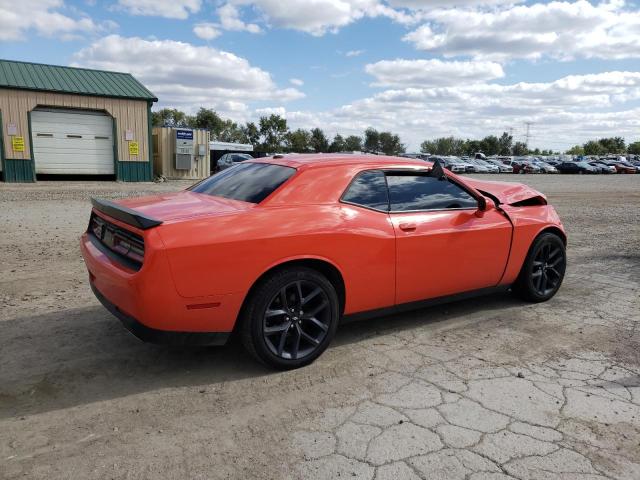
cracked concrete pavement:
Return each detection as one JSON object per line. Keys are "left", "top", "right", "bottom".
{"left": 0, "top": 175, "right": 639, "bottom": 479}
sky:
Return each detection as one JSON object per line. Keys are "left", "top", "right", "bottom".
{"left": 1, "top": 0, "right": 640, "bottom": 151}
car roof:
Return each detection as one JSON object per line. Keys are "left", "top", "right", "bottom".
{"left": 252, "top": 153, "right": 431, "bottom": 171}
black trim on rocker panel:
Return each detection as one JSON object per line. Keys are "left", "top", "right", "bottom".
{"left": 342, "top": 286, "right": 510, "bottom": 323}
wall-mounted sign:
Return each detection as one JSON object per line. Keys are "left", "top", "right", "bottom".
{"left": 12, "top": 136, "right": 25, "bottom": 152}
{"left": 176, "top": 129, "right": 193, "bottom": 140}
{"left": 7, "top": 123, "right": 17, "bottom": 136}
{"left": 125, "top": 129, "right": 134, "bottom": 141}
{"left": 129, "top": 141, "right": 139, "bottom": 156}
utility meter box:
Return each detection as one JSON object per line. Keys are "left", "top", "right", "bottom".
{"left": 175, "top": 129, "right": 194, "bottom": 170}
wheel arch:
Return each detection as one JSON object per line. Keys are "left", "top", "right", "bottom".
{"left": 538, "top": 226, "right": 567, "bottom": 245}
{"left": 235, "top": 256, "right": 347, "bottom": 331}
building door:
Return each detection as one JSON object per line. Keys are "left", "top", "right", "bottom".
{"left": 32, "top": 109, "right": 114, "bottom": 175}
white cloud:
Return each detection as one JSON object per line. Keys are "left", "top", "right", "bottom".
{"left": 72, "top": 35, "right": 303, "bottom": 117}
{"left": 193, "top": 22, "right": 221, "bottom": 40}
{"left": 345, "top": 49, "right": 365, "bottom": 57}
{"left": 226, "top": 0, "right": 379, "bottom": 36}
{"left": 365, "top": 58, "right": 504, "bottom": 87}
{"left": 218, "top": 3, "right": 262, "bottom": 33}
{"left": 116, "top": 0, "right": 201, "bottom": 19}
{"left": 289, "top": 78, "right": 304, "bottom": 86}
{"left": 404, "top": 0, "right": 640, "bottom": 61}
{"left": 265, "top": 71, "right": 640, "bottom": 151}
{"left": 0, "top": 0, "right": 109, "bottom": 41}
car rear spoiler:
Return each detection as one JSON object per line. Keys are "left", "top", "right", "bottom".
{"left": 91, "top": 197, "right": 163, "bottom": 230}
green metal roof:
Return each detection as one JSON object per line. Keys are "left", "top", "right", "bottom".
{"left": 0, "top": 59, "right": 157, "bottom": 102}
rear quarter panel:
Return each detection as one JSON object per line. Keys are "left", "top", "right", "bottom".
{"left": 157, "top": 204, "right": 396, "bottom": 315}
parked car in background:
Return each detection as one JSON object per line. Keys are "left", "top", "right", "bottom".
{"left": 589, "top": 161, "right": 616, "bottom": 174}
{"left": 485, "top": 158, "right": 514, "bottom": 173}
{"left": 556, "top": 161, "right": 598, "bottom": 174}
{"left": 435, "top": 156, "right": 466, "bottom": 174}
{"left": 216, "top": 153, "right": 254, "bottom": 171}
{"left": 505, "top": 158, "right": 540, "bottom": 174}
{"left": 451, "top": 156, "right": 476, "bottom": 173}
{"left": 82, "top": 154, "right": 567, "bottom": 369}
{"left": 474, "top": 159, "right": 500, "bottom": 173}
{"left": 601, "top": 160, "right": 637, "bottom": 174}
{"left": 466, "top": 158, "right": 490, "bottom": 173}
{"left": 531, "top": 161, "right": 558, "bottom": 173}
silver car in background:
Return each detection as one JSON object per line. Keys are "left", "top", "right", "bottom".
{"left": 216, "top": 153, "right": 254, "bottom": 171}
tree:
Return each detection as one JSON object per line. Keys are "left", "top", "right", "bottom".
{"left": 329, "top": 134, "right": 346, "bottom": 152}
{"left": 566, "top": 145, "right": 584, "bottom": 155}
{"left": 465, "top": 140, "right": 482, "bottom": 156}
{"left": 497, "top": 132, "right": 513, "bottom": 156}
{"left": 364, "top": 128, "right": 380, "bottom": 153}
{"left": 598, "top": 137, "right": 625, "bottom": 154}
{"left": 192, "top": 108, "right": 245, "bottom": 142}
{"left": 479, "top": 135, "right": 500, "bottom": 156}
{"left": 286, "top": 129, "right": 312, "bottom": 152}
{"left": 512, "top": 142, "right": 528, "bottom": 156}
{"left": 627, "top": 141, "right": 640, "bottom": 155}
{"left": 344, "top": 135, "right": 363, "bottom": 151}
{"left": 310, "top": 128, "right": 329, "bottom": 153}
{"left": 421, "top": 137, "right": 464, "bottom": 156}
{"left": 378, "top": 131, "right": 405, "bottom": 156}
{"left": 241, "top": 122, "right": 260, "bottom": 146}
{"left": 151, "top": 108, "right": 192, "bottom": 127}
{"left": 583, "top": 140, "right": 606, "bottom": 156}
{"left": 259, "top": 114, "right": 289, "bottom": 152}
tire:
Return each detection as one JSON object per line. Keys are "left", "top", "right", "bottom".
{"left": 240, "top": 267, "right": 340, "bottom": 369}
{"left": 513, "top": 232, "right": 566, "bottom": 303}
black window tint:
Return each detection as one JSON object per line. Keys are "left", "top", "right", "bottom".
{"left": 387, "top": 174, "right": 477, "bottom": 211}
{"left": 190, "top": 162, "right": 295, "bottom": 203}
{"left": 342, "top": 170, "right": 389, "bottom": 211}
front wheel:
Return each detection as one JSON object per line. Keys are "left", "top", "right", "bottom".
{"left": 240, "top": 267, "right": 340, "bottom": 369}
{"left": 513, "top": 232, "right": 566, "bottom": 302}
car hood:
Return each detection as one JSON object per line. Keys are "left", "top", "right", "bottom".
{"left": 462, "top": 178, "right": 547, "bottom": 206}
{"left": 114, "top": 191, "right": 254, "bottom": 223}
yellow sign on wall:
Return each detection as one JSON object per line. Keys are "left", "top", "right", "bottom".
{"left": 12, "top": 136, "right": 25, "bottom": 152}
{"left": 128, "top": 141, "right": 139, "bottom": 156}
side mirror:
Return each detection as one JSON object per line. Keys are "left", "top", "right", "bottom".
{"left": 475, "top": 195, "right": 487, "bottom": 217}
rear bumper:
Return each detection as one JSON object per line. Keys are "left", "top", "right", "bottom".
{"left": 81, "top": 227, "right": 243, "bottom": 337}
{"left": 91, "top": 283, "right": 230, "bottom": 346}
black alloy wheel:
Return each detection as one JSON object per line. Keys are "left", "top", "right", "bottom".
{"left": 514, "top": 232, "right": 566, "bottom": 302}
{"left": 531, "top": 242, "right": 564, "bottom": 297}
{"left": 262, "top": 280, "right": 331, "bottom": 360}
{"left": 240, "top": 267, "right": 339, "bottom": 369}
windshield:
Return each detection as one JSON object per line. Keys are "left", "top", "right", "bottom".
{"left": 190, "top": 162, "right": 296, "bottom": 203}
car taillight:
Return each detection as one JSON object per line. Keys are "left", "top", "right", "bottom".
{"left": 112, "top": 234, "right": 145, "bottom": 263}
{"left": 89, "top": 213, "right": 145, "bottom": 267}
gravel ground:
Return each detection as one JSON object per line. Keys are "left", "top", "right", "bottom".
{"left": 0, "top": 174, "right": 639, "bottom": 480}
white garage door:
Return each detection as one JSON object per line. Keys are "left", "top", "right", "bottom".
{"left": 32, "top": 110, "right": 114, "bottom": 175}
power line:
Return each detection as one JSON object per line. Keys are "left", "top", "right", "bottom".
{"left": 524, "top": 122, "right": 534, "bottom": 147}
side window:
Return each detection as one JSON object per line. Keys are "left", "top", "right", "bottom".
{"left": 386, "top": 174, "right": 478, "bottom": 211}
{"left": 342, "top": 170, "right": 389, "bottom": 211}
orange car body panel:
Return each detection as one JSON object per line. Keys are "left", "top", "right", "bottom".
{"left": 81, "top": 155, "right": 565, "bottom": 337}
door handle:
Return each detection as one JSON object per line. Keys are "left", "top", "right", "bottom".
{"left": 399, "top": 222, "right": 417, "bottom": 232}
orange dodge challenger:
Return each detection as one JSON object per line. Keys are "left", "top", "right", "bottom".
{"left": 81, "top": 155, "right": 566, "bottom": 369}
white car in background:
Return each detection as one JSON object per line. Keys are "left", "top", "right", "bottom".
{"left": 485, "top": 158, "right": 514, "bottom": 173}
{"left": 430, "top": 156, "right": 466, "bottom": 174}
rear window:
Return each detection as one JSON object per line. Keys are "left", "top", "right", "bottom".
{"left": 190, "top": 162, "right": 295, "bottom": 203}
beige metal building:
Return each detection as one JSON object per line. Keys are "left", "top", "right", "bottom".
{"left": 153, "top": 127, "right": 210, "bottom": 180}
{"left": 0, "top": 59, "right": 157, "bottom": 182}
